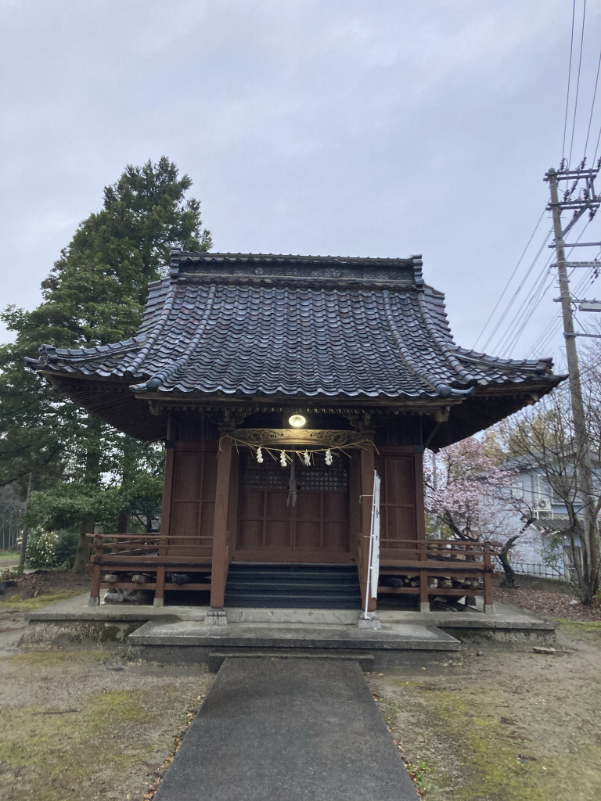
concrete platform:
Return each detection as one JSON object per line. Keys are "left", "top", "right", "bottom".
{"left": 153, "top": 657, "right": 418, "bottom": 801}
{"left": 23, "top": 592, "right": 557, "bottom": 654}
{"left": 127, "top": 618, "right": 460, "bottom": 669}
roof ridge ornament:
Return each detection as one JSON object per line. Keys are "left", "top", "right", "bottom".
{"left": 381, "top": 289, "right": 439, "bottom": 394}
{"left": 124, "top": 281, "right": 179, "bottom": 378}
{"left": 37, "top": 344, "right": 58, "bottom": 366}
{"left": 410, "top": 255, "right": 424, "bottom": 288}
{"left": 435, "top": 384, "right": 476, "bottom": 399}
{"left": 169, "top": 247, "right": 182, "bottom": 279}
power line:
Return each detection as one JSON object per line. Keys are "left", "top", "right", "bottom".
{"left": 480, "top": 229, "right": 552, "bottom": 353}
{"left": 501, "top": 259, "right": 556, "bottom": 357}
{"left": 593, "top": 123, "right": 601, "bottom": 164}
{"left": 528, "top": 251, "right": 600, "bottom": 356}
{"left": 568, "top": 0, "right": 587, "bottom": 166}
{"left": 472, "top": 208, "right": 546, "bottom": 350}
{"left": 498, "top": 256, "right": 555, "bottom": 356}
{"left": 503, "top": 259, "right": 553, "bottom": 358}
{"left": 529, "top": 269, "right": 594, "bottom": 357}
{"left": 562, "top": 0, "right": 578, "bottom": 161}
{"left": 525, "top": 222, "right": 598, "bottom": 356}
{"left": 583, "top": 43, "right": 601, "bottom": 159}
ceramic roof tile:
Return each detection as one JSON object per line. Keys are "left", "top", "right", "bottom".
{"left": 28, "top": 251, "right": 560, "bottom": 400}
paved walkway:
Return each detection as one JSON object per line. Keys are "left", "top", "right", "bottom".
{"left": 154, "top": 658, "right": 418, "bottom": 801}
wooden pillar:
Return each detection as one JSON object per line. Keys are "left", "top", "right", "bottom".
{"left": 419, "top": 541, "right": 430, "bottom": 614}
{"left": 349, "top": 455, "right": 361, "bottom": 562}
{"left": 89, "top": 564, "right": 101, "bottom": 606}
{"left": 483, "top": 544, "right": 495, "bottom": 614}
{"left": 155, "top": 566, "right": 166, "bottom": 606}
{"left": 88, "top": 535, "right": 103, "bottom": 606}
{"left": 210, "top": 435, "right": 233, "bottom": 609}
{"left": 359, "top": 441, "right": 376, "bottom": 613}
{"left": 414, "top": 447, "right": 426, "bottom": 540}
{"left": 154, "top": 425, "right": 175, "bottom": 608}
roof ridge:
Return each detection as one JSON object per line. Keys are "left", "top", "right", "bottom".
{"left": 176, "top": 251, "right": 421, "bottom": 263}
{"left": 455, "top": 346, "right": 555, "bottom": 373}
{"left": 415, "top": 284, "right": 474, "bottom": 385}
{"left": 130, "top": 284, "right": 218, "bottom": 393}
{"left": 124, "top": 279, "right": 179, "bottom": 377}
{"left": 381, "top": 290, "right": 439, "bottom": 395}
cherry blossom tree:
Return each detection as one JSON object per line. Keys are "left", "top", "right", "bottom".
{"left": 424, "top": 437, "right": 536, "bottom": 587}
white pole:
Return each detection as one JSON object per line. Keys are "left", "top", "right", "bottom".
{"left": 363, "top": 470, "right": 381, "bottom": 618}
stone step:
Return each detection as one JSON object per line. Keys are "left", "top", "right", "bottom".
{"left": 207, "top": 649, "right": 376, "bottom": 672}
{"left": 127, "top": 619, "right": 460, "bottom": 669}
{"left": 227, "top": 607, "right": 361, "bottom": 624}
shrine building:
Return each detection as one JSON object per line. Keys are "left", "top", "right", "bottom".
{"left": 27, "top": 250, "right": 562, "bottom": 618}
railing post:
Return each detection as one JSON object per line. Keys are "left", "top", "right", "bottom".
{"left": 419, "top": 540, "right": 430, "bottom": 613}
{"left": 88, "top": 535, "right": 103, "bottom": 607}
{"left": 483, "top": 544, "right": 495, "bottom": 614}
{"left": 154, "top": 566, "right": 166, "bottom": 607}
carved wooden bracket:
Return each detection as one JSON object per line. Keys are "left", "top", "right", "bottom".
{"left": 229, "top": 428, "right": 370, "bottom": 449}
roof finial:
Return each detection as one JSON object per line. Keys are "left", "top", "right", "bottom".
{"left": 169, "top": 247, "right": 182, "bottom": 280}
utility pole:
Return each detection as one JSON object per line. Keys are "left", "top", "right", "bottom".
{"left": 545, "top": 161, "right": 601, "bottom": 595}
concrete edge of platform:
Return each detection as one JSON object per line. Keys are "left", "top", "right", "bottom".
{"left": 126, "top": 620, "right": 461, "bottom": 651}
{"left": 21, "top": 595, "right": 556, "bottom": 650}
{"left": 206, "top": 650, "right": 377, "bottom": 672}
{"left": 26, "top": 595, "right": 556, "bottom": 628}
{"left": 126, "top": 644, "right": 462, "bottom": 671}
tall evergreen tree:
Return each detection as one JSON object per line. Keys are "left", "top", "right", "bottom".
{"left": 0, "top": 157, "right": 212, "bottom": 569}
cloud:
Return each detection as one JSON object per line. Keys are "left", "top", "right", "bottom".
{"left": 1, "top": 0, "right": 599, "bottom": 360}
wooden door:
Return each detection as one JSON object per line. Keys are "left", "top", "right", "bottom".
{"left": 375, "top": 450, "right": 422, "bottom": 560}
{"left": 235, "top": 453, "right": 351, "bottom": 562}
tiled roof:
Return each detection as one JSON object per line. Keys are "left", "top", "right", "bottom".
{"left": 27, "top": 250, "right": 560, "bottom": 401}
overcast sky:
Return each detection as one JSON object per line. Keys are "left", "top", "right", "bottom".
{"left": 2, "top": 0, "right": 601, "bottom": 367}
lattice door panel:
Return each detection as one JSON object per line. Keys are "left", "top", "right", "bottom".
{"left": 236, "top": 452, "right": 351, "bottom": 559}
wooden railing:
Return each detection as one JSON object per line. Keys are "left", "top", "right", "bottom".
{"left": 86, "top": 534, "right": 494, "bottom": 609}
{"left": 86, "top": 534, "right": 213, "bottom": 603}
{"left": 88, "top": 533, "right": 213, "bottom": 561}
{"left": 378, "top": 538, "right": 494, "bottom": 608}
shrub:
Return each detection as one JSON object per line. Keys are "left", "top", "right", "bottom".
{"left": 55, "top": 530, "right": 79, "bottom": 569}
{"left": 25, "top": 528, "right": 59, "bottom": 569}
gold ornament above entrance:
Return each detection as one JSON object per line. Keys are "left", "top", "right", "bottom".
{"left": 228, "top": 428, "right": 368, "bottom": 449}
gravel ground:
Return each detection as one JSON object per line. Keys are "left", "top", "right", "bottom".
{"left": 0, "top": 646, "right": 212, "bottom": 801}
{"left": 1, "top": 569, "right": 90, "bottom": 599}
{"left": 2, "top": 570, "right": 600, "bottom": 800}
{"left": 494, "top": 585, "right": 601, "bottom": 622}
{"left": 369, "top": 625, "right": 601, "bottom": 800}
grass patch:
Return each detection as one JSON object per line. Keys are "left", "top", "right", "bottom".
{"left": 10, "top": 651, "right": 109, "bottom": 667}
{"left": 0, "top": 679, "right": 199, "bottom": 801}
{"left": 0, "top": 552, "right": 19, "bottom": 562}
{"left": 429, "top": 691, "right": 547, "bottom": 801}
{"left": 552, "top": 618, "right": 601, "bottom": 645}
{"left": 0, "top": 588, "right": 86, "bottom": 611}
{"left": 405, "top": 758, "right": 435, "bottom": 796}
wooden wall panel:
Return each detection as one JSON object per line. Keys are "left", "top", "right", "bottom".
{"left": 348, "top": 454, "right": 361, "bottom": 561}
{"left": 166, "top": 442, "right": 217, "bottom": 557}
{"left": 375, "top": 448, "right": 424, "bottom": 554}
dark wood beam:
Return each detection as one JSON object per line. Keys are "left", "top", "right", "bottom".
{"left": 210, "top": 436, "right": 233, "bottom": 609}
